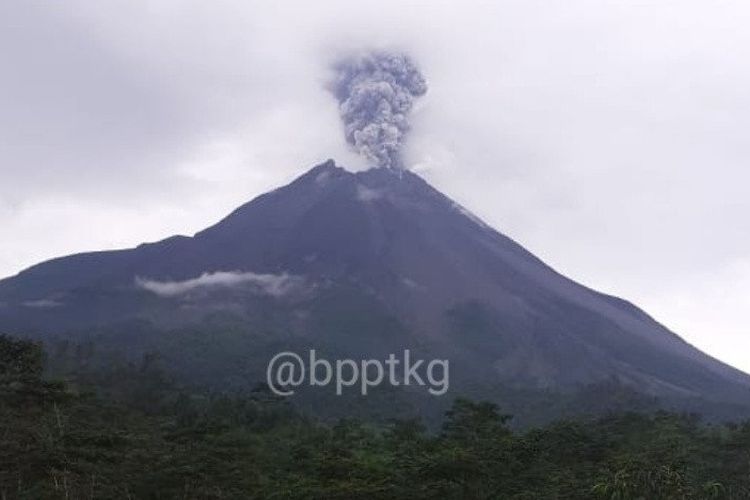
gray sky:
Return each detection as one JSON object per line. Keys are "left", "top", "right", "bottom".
{"left": 2, "top": 1, "right": 749, "bottom": 371}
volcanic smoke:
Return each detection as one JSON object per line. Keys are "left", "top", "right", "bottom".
{"left": 329, "top": 51, "right": 427, "bottom": 169}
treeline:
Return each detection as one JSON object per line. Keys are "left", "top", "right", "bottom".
{"left": 2, "top": 334, "right": 750, "bottom": 499}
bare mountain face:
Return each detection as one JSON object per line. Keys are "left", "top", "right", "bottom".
{"left": 1, "top": 160, "right": 749, "bottom": 418}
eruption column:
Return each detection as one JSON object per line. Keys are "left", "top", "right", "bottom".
{"left": 329, "top": 51, "right": 427, "bottom": 169}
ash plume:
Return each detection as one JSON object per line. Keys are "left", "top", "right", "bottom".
{"left": 329, "top": 51, "right": 427, "bottom": 169}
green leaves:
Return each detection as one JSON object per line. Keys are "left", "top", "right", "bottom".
{"left": 0, "top": 334, "right": 44, "bottom": 382}
{"left": 1, "top": 336, "right": 749, "bottom": 499}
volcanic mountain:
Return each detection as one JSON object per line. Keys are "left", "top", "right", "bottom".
{"left": 1, "top": 160, "right": 749, "bottom": 419}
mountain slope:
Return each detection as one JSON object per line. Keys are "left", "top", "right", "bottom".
{"left": 1, "top": 160, "right": 748, "bottom": 412}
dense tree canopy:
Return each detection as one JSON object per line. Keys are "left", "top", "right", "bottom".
{"left": 1, "top": 334, "right": 749, "bottom": 499}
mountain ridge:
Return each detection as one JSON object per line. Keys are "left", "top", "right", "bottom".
{"left": 1, "top": 159, "right": 749, "bottom": 418}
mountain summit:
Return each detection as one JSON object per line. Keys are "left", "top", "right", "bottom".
{"left": 2, "top": 160, "right": 749, "bottom": 418}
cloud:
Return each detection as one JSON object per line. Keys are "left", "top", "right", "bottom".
{"left": 356, "top": 184, "right": 383, "bottom": 202}
{"left": 22, "top": 299, "right": 63, "bottom": 308}
{"left": 135, "top": 271, "right": 303, "bottom": 298}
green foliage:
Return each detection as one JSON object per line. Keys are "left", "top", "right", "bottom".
{"left": 0, "top": 334, "right": 44, "bottom": 381}
{"left": 2, "top": 335, "right": 750, "bottom": 499}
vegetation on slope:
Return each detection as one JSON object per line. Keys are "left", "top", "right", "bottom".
{"left": 2, "top": 335, "right": 750, "bottom": 499}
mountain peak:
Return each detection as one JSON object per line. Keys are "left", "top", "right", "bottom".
{"left": 296, "top": 159, "right": 420, "bottom": 187}
{"left": 297, "top": 159, "right": 347, "bottom": 182}
{"left": 2, "top": 159, "right": 750, "bottom": 419}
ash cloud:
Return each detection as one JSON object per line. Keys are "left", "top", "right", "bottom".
{"left": 329, "top": 51, "right": 427, "bottom": 169}
{"left": 135, "top": 271, "right": 302, "bottom": 298}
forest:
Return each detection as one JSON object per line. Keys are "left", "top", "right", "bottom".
{"left": 2, "top": 334, "right": 750, "bottom": 499}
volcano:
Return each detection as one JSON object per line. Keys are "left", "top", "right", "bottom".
{"left": 1, "top": 160, "right": 749, "bottom": 420}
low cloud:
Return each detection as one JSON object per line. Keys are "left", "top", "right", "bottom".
{"left": 356, "top": 184, "right": 383, "bottom": 202}
{"left": 135, "top": 271, "right": 303, "bottom": 298}
{"left": 22, "top": 299, "right": 63, "bottom": 308}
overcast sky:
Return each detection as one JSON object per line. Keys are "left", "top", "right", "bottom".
{"left": 2, "top": 0, "right": 749, "bottom": 371}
